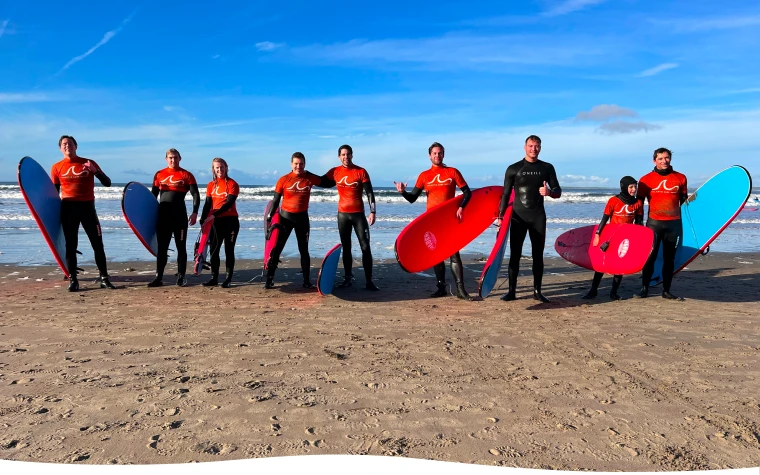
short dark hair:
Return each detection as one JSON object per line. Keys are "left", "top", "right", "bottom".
{"left": 653, "top": 147, "right": 672, "bottom": 160}
{"left": 525, "top": 135, "right": 541, "bottom": 145}
{"left": 59, "top": 135, "right": 78, "bottom": 147}
{"left": 428, "top": 142, "right": 444, "bottom": 154}
{"left": 291, "top": 152, "right": 305, "bottom": 162}
{"left": 338, "top": 144, "right": 352, "bottom": 155}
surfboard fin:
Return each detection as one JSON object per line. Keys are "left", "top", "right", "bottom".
{"left": 76, "top": 250, "right": 83, "bottom": 255}
{"left": 599, "top": 242, "right": 610, "bottom": 252}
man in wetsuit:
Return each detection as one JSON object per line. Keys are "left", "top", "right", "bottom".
{"left": 322, "top": 145, "right": 379, "bottom": 291}
{"left": 495, "top": 135, "right": 561, "bottom": 303}
{"left": 635, "top": 147, "right": 688, "bottom": 300}
{"left": 148, "top": 148, "right": 201, "bottom": 287}
{"left": 51, "top": 135, "right": 116, "bottom": 291}
{"left": 394, "top": 142, "right": 473, "bottom": 300}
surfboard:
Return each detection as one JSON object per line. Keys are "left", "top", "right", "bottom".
{"left": 648, "top": 165, "right": 752, "bottom": 286}
{"left": 317, "top": 243, "right": 342, "bottom": 296}
{"left": 478, "top": 190, "right": 514, "bottom": 298}
{"left": 193, "top": 220, "right": 214, "bottom": 275}
{"left": 17, "top": 156, "right": 69, "bottom": 277}
{"left": 555, "top": 223, "right": 655, "bottom": 275}
{"left": 121, "top": 182, "right": 159, "bottom": 257}
{"left": 264, "top": 200, "right": 282, "bottom": 270}
{"left": 395, "top": 186, "right": 503, "bottom": 273}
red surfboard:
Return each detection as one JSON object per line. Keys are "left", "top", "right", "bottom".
{"left": 478, "top": 190, "right": 514, "bottom": 298}
{"left": 193, "top": 220, "right": 214, "bottom": 276}
{"left": 554, "top": 224, "right": 655, "bottom": 275}
{"left": 264, "top": 200, "right": 282, "bottom": 270}
{"left": 395, "top": 186, "right": 503, "bottom": 273}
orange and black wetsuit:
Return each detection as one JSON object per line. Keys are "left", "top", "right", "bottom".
{"left": 200, "top": 177, "right": 240, "bottom": 287}
{"left": 150, "top": 167, "right": 200, "bottom": 281}
{"left": 401, "top": 164, "right": 472, "bottom": 297}
{"left": 51, "top": 157, "right": 112, "bottom": 282}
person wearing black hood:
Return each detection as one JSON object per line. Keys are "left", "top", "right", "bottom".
{"left": 635, "top": 147, "right": 688, "bottom": 300}
{"left": 581, "top": 176, "right": 643, "bottom": 300}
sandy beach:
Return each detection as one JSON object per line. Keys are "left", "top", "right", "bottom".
{"left": 1, "top": 253, "right": 758, "bottom": 470}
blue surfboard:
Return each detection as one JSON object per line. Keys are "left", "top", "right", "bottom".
{"left": 121, "top": 182, "right": 159, "bottom": 256}
{"left": 317, "top": 243, "right": 342, "bottom": 296}
{"left": 649, "top": 165, "right": 752, "bottom": 286}
{"left": 478, "top": 190, "right": 513, "bottom": 298}
{"left": 17, "top": 156, "right": 69, "bottom": 277}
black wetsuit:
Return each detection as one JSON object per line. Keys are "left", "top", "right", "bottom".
{"left": 498, "top": 159, "right": 561, "bottom": 294}
{"left": 150, "top": 187, "right": 201, "bottom": 279}
{"left": 200, "top": 195, "right": 239, "bottom": 280}
{"left": 338, "top": 208, "right": 373, "bottom": 281}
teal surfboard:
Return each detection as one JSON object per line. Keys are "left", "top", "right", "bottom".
{"left": 649, "top": 165, "right": 752, "bottom": 286}
{"left": 317, "top": 243, "right": 342, "bottom": 296}
{"left": 121, "top": 182, "right": 159, "bottom": 256}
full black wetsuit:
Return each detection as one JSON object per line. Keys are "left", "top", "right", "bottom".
{"left": 200, "top": 178, "right": 240, "bottom": 286}
{"left": 498, "top": 159, "right": 561, "bottom": 298}
{"left": 150, "top": 186, "right": 201, "bottom": 280}
{"left": 337, "top": 207, "right": 374, "bottom": 282}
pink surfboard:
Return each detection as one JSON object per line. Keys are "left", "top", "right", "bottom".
{"left": 554, "top": 224, "right": 655, "bottom": 275}
{"left": 193, "top": 220, "right": 214, "bottom": 276}
{"left": 264, "top": 200, "right": 282, "bottom": 270}
{"left": 395, "top": 186, "right": 503, "bottom": 273}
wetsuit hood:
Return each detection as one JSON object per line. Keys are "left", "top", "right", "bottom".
{"left": 619, "top": 175, "right": 638, "bottom": 205}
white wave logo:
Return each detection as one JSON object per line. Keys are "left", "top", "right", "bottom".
{"left": 424, "top": 231, "right": 437, "bottom": 250}
{"left": 618, "top": 239, "right": 629, "bottom": 258}
{"left": 652, "top": 180, "right": 679, "bottom": 192}
{"left": 286, "top": 181, "right": 311, "bottom": 191}
{"left": 61, "top": 166, "right": 89, "bottom": 177}
{"left": 160, "top": 175, "right": 185, "bottom": 185}
{"left": 212, "top": 185, "right": 228, "bottom": 197}
{"left": 337, "top": 176, "right": 359, "bottom": 186}
{"left": 427, "top": 174, "right": 452, "bottom": 185}
{"left": 614, "top": 205, "right": 635, "bottom": 216}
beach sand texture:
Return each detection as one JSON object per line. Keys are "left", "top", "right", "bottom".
{"left": 1, "top": 254, "right": 758, "bottom": 470}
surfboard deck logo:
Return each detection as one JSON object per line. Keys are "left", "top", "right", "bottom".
{"left": 395, "top": 186, "right": 503, "bottom": 273}
{"left": 555, "top": 223, "right": 655, "bottom": 275}
{"left": 478, "top": 190, "right": 514, "bottom": 298}
{"left": 193, "top": 220, "right": 214, "bottom": 276}
{"left": 317, "top": 243, "right": 342, "bottom": 296}
{"left": 17, "top": 156, "right": 69, "bottom": 277}
{"left": 121, "top": 181, "right": 159, "bottom": 257}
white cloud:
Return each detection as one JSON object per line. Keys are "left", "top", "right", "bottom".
{"left": 543, "top": 0, "right": 607, "bottom": 17}
{"left": 0, "top": 92, "right": 56, "bottom": 103}
{"left": 637, "top": 63, "right": 679, "bottom": 77}
{"left": 597, "top": 121, "right": 662, "bottom": 134}
{"left": 665, "top": 15, "right": 760, "bottom": 33}
{"left": 57, "top": 12, "right": 135, "bottom": 74}
{"left": 576, "top": 104, "right": 638, "bottom": 121}
{"left": 0, "top": 19, "right": 8, "bottom": 39}
{"left": 560, "top": 174, "right": 610, "bottom": 185}
{"left": 255, "top": 41, "right": 284, "bottom": 52}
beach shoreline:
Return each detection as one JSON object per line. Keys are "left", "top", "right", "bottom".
{"left": 1, "top": 252, "right": 758, "bottom": 469}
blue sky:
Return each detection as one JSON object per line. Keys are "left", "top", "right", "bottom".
{"left": 1, "top": 0, "right": 759, "bottom": 186}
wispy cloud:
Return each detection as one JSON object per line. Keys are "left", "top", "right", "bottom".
{"left": 0, "top": 19, "right": 8, "bottom": 39}
{"left": 663, "top": 15, "right": 760, "bottom": 33}
{"left": 0, "top": 92, "right": 57, "bottom": 103}
{"left": 56, "top": 12, "right": 135, "bottom": 75}
{"left": 255, "top": 41, "right": 284, "bottom": 52}
{"left": 543, "top": 0, "right": 607, "bottom": 17}
{"left": 637, "top": 63, "right": 679, "bottom": 77}
{"left": 597, "top": 120, "right": 662, "bottom": 134}
{"left": 576, "top": 104, "right": 638, "bottom": 121}
{"left": 560, "top": 174, "right": 610, "bottom": 185}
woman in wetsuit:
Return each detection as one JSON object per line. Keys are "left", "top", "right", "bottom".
{"left": 199, "top": 158, "right": 240, "bottom": 288}
{"left": 51, "top": 135, "right": 115, "bottom": 292}
{"left": 148, "top": 148, "right": 201, "bottom": 287}
{"left": 265, "top": 152, "right": 335, "bottom": 289}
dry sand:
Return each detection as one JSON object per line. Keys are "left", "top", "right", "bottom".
{"left": 1, "top": 253, "right": 759, "bottom": 470}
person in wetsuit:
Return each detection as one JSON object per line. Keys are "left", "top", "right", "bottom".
{"left": 635, "top": 147, "right": 688, "bottom": 300}
{"left": 199, "top": 158, "right": 240, "bottom": 288}
{"left": 148, "top": 148, "right": 201, "bottom": 287}
{"left": 394, "top": 142, "right": 473, "bottom": 300}
{"left": 581, "top": 176, "right": 643, "bottom": 300}
{"left": 51, "top": 135, "right": 116, "bottom": 292}
{"left": 321, "top": 145, "right": 379, "bottom": 291}
{"left": 495, "top": 135, "right": 561, "bottom": 303}
{"left": 265, "top": 152, "right": 336, "bottom": 289}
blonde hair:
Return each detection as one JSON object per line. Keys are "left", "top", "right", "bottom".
{"left": 211, "top": 157, "right": 229, "bottom": 183}
{"left": 165, "top": 148, "right": 182, "bottom": 159}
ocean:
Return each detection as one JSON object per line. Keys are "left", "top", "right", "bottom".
{"left": 1, "top": 183, "right": 759, "bottom": 268}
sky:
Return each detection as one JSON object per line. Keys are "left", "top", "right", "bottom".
{"left": 1, "top": 0, "right": 760, "bottom": 186}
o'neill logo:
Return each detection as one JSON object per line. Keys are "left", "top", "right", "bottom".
{"left": 61, "top": 166, "right": 89, "bottom": 177}
{"left": 424, "top": 231, "right": 437, "bottom": 250}
{"left": 618, "top": 239, "right": 630, "bottom": 258}
{"left": 286, "top": 181, "right": 311, "bottom": 191}
{"left": 337, "top": 176, "right": 359, "bottom": 186}
{"left": 652, "top": 180, "right": 679, "bottom": 192}
{"left": 161, "top": 175, "right": 185, "bottom": 185}
{"left": 427, "top": 174, "right": 452, "bottom": 185}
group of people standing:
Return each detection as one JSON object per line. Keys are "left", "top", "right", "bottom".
{"left": 50, "top": 134, "right": 688, "bottom": 301}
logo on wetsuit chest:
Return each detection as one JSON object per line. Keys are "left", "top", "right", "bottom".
{"left": 614, "top": 205, "right": 636, "bottom": 216}
{"left": 651, "top": 180, "right": 679, "bottom": 193}
{"left": 427, "top": 174, "right": 452, "bottom": 186}
{"left": 61, "top": 166, "right": 90, "bottom": 178}
{"left": 424, "top": 231, "right": 437, "bottom": 250}
{"left": 161, "top": 175, "right": 185, "bottom": 186}
{"left": 518, "top": 171, "right": 543, "bottom": 177}
{"left": 286, "top": 181, "right": 312, "bottom": 192}
{"left": 337, "top": 176, "right": 359, "bottom": 187}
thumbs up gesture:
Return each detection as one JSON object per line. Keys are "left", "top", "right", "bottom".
{"left": 539, "top": 181, "right": 550, "bottom": 197}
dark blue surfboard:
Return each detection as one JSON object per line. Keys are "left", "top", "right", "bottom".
{"left": 317, "top": 243, "right": 342, "bottom": 296}
{"left": 121, "top": 181, "right": 159, "bottom": 256}
{"left": 649, "top": 165, "right": 752, "bottom": 286}
{"left": 17, "top": 156, "right": 69, "bottom": 277}
{"left": 478, "top": 190, "right": 513, "bottom": 298}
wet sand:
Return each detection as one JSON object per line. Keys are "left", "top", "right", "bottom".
{"left": 1, "top": 253, "right": 759, "bottom": 470}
